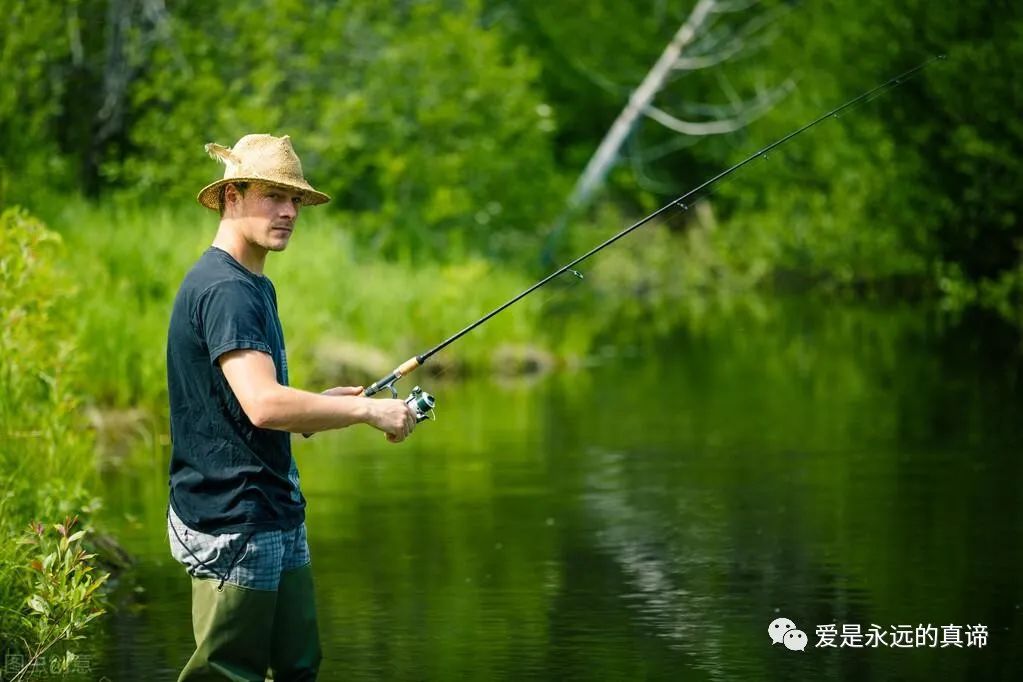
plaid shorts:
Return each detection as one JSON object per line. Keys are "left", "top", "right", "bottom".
{"left": 167, "top": 504, "right": 311, "bottom": 591}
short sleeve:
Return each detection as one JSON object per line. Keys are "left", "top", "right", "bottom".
{"left": 195, "top": 279, "right": 272, "bottom": 365}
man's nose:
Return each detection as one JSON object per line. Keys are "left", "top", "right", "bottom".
{"left": 280, "top": 200, "right": 298, "bottom": 219}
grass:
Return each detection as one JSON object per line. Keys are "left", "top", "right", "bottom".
{"left": 45, "top": 199, "right": 608, "bottom": 412}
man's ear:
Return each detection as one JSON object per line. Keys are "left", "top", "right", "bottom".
{"left": 223, "top": 183, "right": 242, "bottom": 213}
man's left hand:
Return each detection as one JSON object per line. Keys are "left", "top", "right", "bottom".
{"left": 321, "top": 386, "right": 364, "bottom": 397}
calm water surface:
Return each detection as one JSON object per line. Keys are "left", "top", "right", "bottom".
{"left": 88, "top": 302, "right": 1023, "bottom": 680}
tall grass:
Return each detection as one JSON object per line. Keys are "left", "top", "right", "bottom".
{"left": 40, "top": 195, "right": 794, "bottom": 420}
{"left": 48, "top": 199, "right": 607, "bottom": 411}
{"left": 38, "top": 194, "right": 786, "bottom": 431}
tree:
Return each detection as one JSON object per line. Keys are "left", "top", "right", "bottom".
{"left": 117, "top": 0, "right": 563, "bottom": 261}
{"left": 566, "top": 0, "right": 791, "bottom": 214}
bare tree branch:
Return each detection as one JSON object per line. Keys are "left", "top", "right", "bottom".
{"left": 566, "top": 0, "right": 720, "bottom": 212}
{"left": 687, "top": 0, "right": 788, "bottom": 59}
{"left": 633, "top": 133, "right": 703, "bottom": 164}
{"left": 686, "top": 17, "right": 735, "bottom": 56}
{"left": 644, "top": 107, "right": 750, "bottom": 136}
{"left": 645, "top": 78, "right": 794, "bottom": 136}
{"left": 680, "top": 1, "right": 787, "bottom": 68}
{"left": 627, "top": 129, "right": 682, "bottom": 195}
{"left": 542, "top": 0, "right": 791, "bottom": 264}
{"left": 672, "top": 41, "right": 745, "bottom": 71}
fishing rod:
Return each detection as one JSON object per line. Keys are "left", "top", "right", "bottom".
{"left": 335, "top": 55, "right": 946, "bottom": 427}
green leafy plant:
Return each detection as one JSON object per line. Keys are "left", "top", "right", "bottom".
{"left": 0, "top": 208, "right": 107, "bottom": 675}
{"left": 10, "top": 515, "right": 109, "bottom": 681}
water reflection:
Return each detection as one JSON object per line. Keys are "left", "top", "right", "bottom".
{"left": 90, "top": 301, "right": 1023, "bottom": 680}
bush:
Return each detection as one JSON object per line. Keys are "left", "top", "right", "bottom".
{"left": 0, "top": 207, "right": 106, "bottom": 665}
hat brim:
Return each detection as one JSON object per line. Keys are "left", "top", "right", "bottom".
{"left": 197, "top": 178, "right": 331, "bottom": 211}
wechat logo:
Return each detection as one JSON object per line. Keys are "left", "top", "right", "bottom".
{"left": 769, "top": 617, "right": 807, "bottom": 651}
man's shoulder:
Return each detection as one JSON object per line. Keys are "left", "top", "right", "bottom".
{"left": 179, "top": 249, "right": 258, "bottom": 299}
{"left": 170, "top": 251, "right": 254, "bottom": 332}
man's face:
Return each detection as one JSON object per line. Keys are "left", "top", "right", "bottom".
{"left": 229, "top": 183, "right": 302, "bottom": 252}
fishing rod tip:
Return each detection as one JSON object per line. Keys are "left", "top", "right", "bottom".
{"left": 937, "top": 53, "right": 948, "bottom": 61}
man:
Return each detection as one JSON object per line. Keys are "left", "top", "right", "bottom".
{"left": 166, "top": 133, "right": 416, "bottom": 681}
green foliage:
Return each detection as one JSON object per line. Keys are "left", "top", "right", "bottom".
{"left": 0, "top": 2, "right": 74, "bottom": 205}
{"left": 4, "top": 0, "right": 1021, "bottom": 318}
{"left": 0, "top": 208, "right": 106, "bottom": 660}
{"left": 48, "top": 200, "right": 587, "bottom": 410}
{"left": 111, "top": 0, "right": 562, "bottom": 261}
{"left": 502, "top": 0, "right": 1021, "bottom": 317}
{"left": 696, "top": 0, "right": 1022, "bottom": 299}
{"left": 0, "top": 208, "right": 89, "bottom": 501}
{"left": 10, "top": 516, "right": 109, "bottom": 681}
{"left": 50, "top": 201, "right": 208, "bottom": 408}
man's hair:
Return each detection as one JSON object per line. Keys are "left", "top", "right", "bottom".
{"left": 218, "top": 182, "right": 249, "bottom": 217}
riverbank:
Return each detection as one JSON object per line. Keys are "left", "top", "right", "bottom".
{"left": 50, "top": 200, "right": 591, "bottom": 414}
{"left": 4, "top": 199, "right": 1020, "bottom": 676}
{"left": 36, "top": 196, "right": 1023, "bottom": 445}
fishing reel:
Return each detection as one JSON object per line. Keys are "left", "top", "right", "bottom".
{"left": 408, "top": 386, "right": 436, "bottom": 423}
{"left": 302, "top": 382, "right": 435, "bottom": 439}
{"left": 358, "top": 356, "right": 438, "bottom": 430}
{"left": 399, "top": 385, "right": 436, "bottom": 424}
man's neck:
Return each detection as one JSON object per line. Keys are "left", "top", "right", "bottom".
{"left": 212, "top": 222, "right": 267, "bottom": 275}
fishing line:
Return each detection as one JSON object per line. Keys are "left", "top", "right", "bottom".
{"left": 316, "top": 56, "right": 947, "bottom": 426}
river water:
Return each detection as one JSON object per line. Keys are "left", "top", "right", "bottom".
{"left": 82, "top": 301, "right": 1022, "bottom": 680}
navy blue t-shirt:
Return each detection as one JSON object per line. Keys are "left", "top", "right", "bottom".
{"left": 167, "top": 246, "right": 305, "bottom": 534}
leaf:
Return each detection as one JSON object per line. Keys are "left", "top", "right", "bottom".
{"left": 27, "top": 594, "right": 49, "bottom": 614}
{"left": 85, "top": 573, "right": 110, "bottom": 595}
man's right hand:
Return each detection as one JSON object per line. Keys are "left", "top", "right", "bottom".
{"left": 367, "top": 399, "right": 417, "bottom": 443}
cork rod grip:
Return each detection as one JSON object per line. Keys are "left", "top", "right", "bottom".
{"left": 302, "top": 356, "right": 423, "bottom": 438}
{"left": 364, "top": 356, "right": 421, "bottom": 397}
{"left": 396, "top": 356, "right": 421, "bottom": 377}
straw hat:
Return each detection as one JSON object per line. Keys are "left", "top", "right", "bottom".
{"left": 197, "top": 133, "right": 330, "bottom": 211}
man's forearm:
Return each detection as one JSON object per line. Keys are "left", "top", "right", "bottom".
{"left": 250, "top": 385, "right": 372, "bottom": 434}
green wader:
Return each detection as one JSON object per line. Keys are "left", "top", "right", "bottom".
{"left": 179, "top": 564, "right": 322, "bottom": 681}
